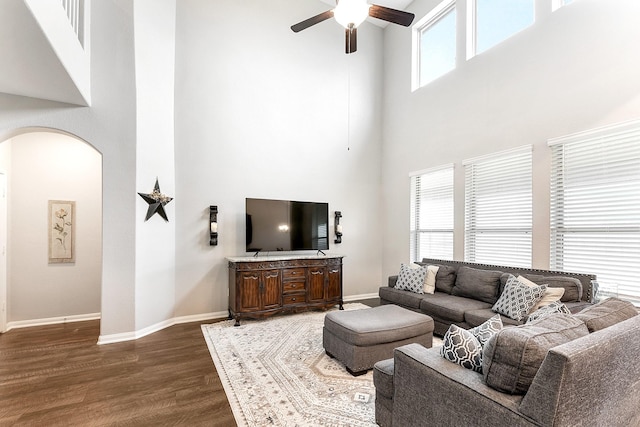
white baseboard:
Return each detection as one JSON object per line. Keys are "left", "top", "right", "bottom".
{"left": 19, "top": 297, "right": 378, "bottom": 345}
{"left": 343, "top": 292, "right": 379, "bottom": 302}
{"left": 97, "top": 310, "right": 229, "bottom": 345}
{"left": 6, "top": 312, "right": 101, "bottom": 332}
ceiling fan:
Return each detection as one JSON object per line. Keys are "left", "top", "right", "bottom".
{"left": 291, "top": 0, "right": 415, "bottom": 54}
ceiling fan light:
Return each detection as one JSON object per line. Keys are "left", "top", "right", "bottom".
{"left": 334, "top": 0, "right": 370, "bottom": 28}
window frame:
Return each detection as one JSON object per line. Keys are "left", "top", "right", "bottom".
{"left": 549, "top": 120, "right": 640, "bottom": 304}
{"left": 463, "top": 145, "right": 533, "bottom": 267}
{"left": 410, "top": 164, "right": 455, "bottom": 263}
{"left": 466, "top": 0, "right": 535, "bottom": 60}
{"left": 412, "top": 0, "right": 457, "bottom": 91}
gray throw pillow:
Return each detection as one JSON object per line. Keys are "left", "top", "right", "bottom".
{"left": 451, "top": 266, "right": 503, "bottom": 304}
{"left": 574, "top": 297, "right": 638, "bottom": 332}
{"left": 483, "top": 315, "right": 589, "bottom": 394}
{"left": 492, "top": 275, "right": 547, "bottom": 321}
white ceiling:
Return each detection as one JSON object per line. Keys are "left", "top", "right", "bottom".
{"left": 318, "top": 0, "right": 414, "bottom": 27}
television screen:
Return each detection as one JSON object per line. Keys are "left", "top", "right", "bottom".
{"left": 246, "top": 198, "right": 329, "bottom": 253}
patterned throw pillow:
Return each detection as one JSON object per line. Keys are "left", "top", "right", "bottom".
{"left": 492, "top": 275, "right": 548, "bottom": 321}
{"left": 395, "top": 263, "right": 427, "bottom": 294}
{"left": 517, "top": 275, "right": 565, "bottom": 312}
{"left": 526, "top": 301, "right": 572, "bottom": 323}
{"left": 440, "top": 324, "right": 483, "bottom": 373}
{"left": 468, "top": 314, "right": 503, "bottom": 347}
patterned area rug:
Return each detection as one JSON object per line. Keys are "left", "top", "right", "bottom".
{"left": 201, "top": 303, "right": 377, "bottom": 427}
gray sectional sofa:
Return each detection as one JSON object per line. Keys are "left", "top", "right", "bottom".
{"left": 373, "top": 298, "right": 640, "bottom": 427}
{"left": 379, "top": 258, "right": 597, "bottom": 336}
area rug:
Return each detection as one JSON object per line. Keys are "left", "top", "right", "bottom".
{"left": 201, "top": 304, "right": 377, "bottom": 427}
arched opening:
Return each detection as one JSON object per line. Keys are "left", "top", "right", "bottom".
{"left": 0, "top": 129, "right": 102, "bottom": 332}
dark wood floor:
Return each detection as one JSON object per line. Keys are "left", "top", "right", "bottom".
{"left": 0, "top": 319, "right": 235, "bottom": 426}
{"left": 0, "top": 299, "right": 378, "bottom": 426}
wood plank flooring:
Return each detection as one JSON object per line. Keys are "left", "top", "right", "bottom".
{"left": 0, "top": 299, "right": 379, "bottom": 426}
{"left": 0, "top": 320, "right": 236, "bottom": 426}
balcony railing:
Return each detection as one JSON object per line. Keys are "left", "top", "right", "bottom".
{"left": 61, "top": 0, "right": 84, "bottom": 47}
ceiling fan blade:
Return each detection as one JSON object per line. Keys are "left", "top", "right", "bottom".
{"left": 368, "top": 4, "right": 415, "bottom": 27}
{"left": 345, "top": 25, "right": 357, "bottom": 54}
{"left": 291, "top": 10, "right": 334, "bottom": 33}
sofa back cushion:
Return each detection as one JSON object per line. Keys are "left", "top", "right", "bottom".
{"left": 433, "top": 264, "right": 457, "bottom": 294}
{"left": 482, "top": 314, "right": 589, "bottom": 395}
{"left": 451, "top": 266, "right": 503, "bottom": 304}
{"left": 574, "top": 297, "right": 638, "bottom": 332}
{"left": 532, "top": 276, "right": 583, "bottom": 302}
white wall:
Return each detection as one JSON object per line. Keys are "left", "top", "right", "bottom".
{"left": 173, "top": 0, "right": 386, "bottom": 316}
{"left": 0, "top": 0, "right": 138, "bottom": 336}
{"left": 381, "top": 0, "right": 640, "bottom": 278}
{"left": 133, "top": 0, "right": 177, "bottom": 332}
{"left": 4, "top": 132, "right": 101, "bottom": 322}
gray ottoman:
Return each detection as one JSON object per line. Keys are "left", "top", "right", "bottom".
{"left": 323, "top": 305, "right": 434, "bottom": 375}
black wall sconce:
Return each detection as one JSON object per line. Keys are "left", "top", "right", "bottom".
{"left": 334, "top": 211, "right": 342, "bottom": 244}
{"left": 210, "top": 205, "right": 218, "bottom": 246}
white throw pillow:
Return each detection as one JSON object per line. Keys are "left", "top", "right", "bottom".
{"left": 517, "top": 275, "right": 565, "bottom": 312}
{"left": 424, "top": 265, "right": 439, "bottom": 294}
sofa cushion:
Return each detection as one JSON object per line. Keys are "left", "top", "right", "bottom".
{"left": 574, "top": 297, "right": 638, "bottom": 332}
{"left": 419, "top": 293, "right": 492, "bottom": 323}
{"left": 527, "top": 276, "right": 583, "bottom": 302}
{"left": 482, "top": 314, "right": 589, "bottom": 394}
{"left": 492, "top": 275, "right": 547, "bottom": 321}
{"left": 451, "top": 266, "right": 503, "bottom": 304}
{"left": 440, "top": 324, "right": 483, "bottom": 373}
{"left": 526, "top": 301, "right": 571, "bottom": 323}
{"left": 499, "top": 273, "right": 544, "bottom": 295}
{"left": 431, "top": 264, "right": 457, "bottom": 294}
{"left": 379, "top": 286, "right": 423, "bottom": 309}
{"left": 468, "top": 314, "right": 503, "bottom": 346}
{"left": 464, "top": 308, "right": 522, "bottom": 328}
{"left": 395, "top": 263, "right": 427, "bottom": 294}
{"left": 373, "top": 358, "right": 394, "bottom": 399}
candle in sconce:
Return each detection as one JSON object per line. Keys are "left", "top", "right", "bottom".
{"left": 211, "top": 222, "right": 218, "bottom": 233}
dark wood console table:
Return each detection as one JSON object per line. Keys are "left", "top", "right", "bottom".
{"left": 227, "top": 255, "right": 344, "bottom": 326}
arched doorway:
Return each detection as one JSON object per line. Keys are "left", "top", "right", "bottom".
{"left": 0, "top": 129, "right": 102, "bottom": 332}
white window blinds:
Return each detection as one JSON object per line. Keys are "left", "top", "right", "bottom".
{"left": 464, "top": 146, "right": 532, "bottom": 267}
{"left": 410, "top": 165, "right": 454, "bottom": 262}
{"left": 549, "top": 120, "right": 640, "bottom": 304}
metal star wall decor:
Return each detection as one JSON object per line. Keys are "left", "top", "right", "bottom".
{"left": 138, "top": 178, "right": 173, "bottom": 222}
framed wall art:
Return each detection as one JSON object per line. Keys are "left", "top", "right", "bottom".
{"left": 48, "top": 200, "right": 76, "bottom": 264}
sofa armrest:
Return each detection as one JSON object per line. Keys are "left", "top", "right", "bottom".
{"left": 392, "top": 344, "right": 534, "bottom": 427}
{"left": 520, "top": 315, "right": 640, "bottom": 426}
{"left": 388, "top": 275, "right": 398, "bottom": 288}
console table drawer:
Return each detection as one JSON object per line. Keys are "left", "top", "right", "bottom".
{"left": 283, "top": 268, "right": 305, "bottom": 280}
{"left": 283, "top": 281, "right": 305, "bottom": 293}
{"left": 283, "top": 294, "right": 305, "bottom": 305}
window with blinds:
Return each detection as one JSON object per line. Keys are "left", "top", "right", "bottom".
{"left": 464, "top": 146, "right": 532, "bottom": 267}
{"left": 549, "top": 120, "right": 640, "bottom": 304}
{"left": 410, "top": 165, "right": 454, "bottom": 262}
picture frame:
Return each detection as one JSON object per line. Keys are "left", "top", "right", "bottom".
{"left": 48, "top": 200, "right": 76, "bottom": 264}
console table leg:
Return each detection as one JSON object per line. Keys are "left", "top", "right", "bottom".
{"left": 234, "top": 317, "right": 241, "bottom": 327}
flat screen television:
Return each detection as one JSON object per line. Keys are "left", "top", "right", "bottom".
{"left": 246, "top": 198, "right": 329, "bottom": 253}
